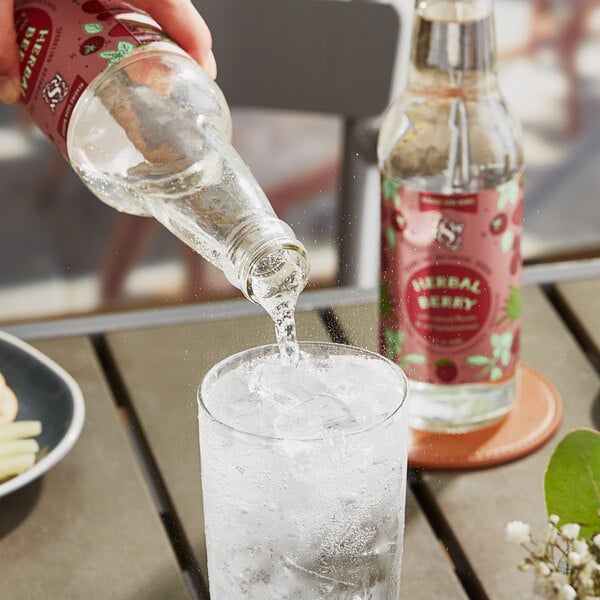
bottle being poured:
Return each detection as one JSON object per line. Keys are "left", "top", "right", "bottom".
{"left": 14, "top": 0, "right": 309, "bottom": 364}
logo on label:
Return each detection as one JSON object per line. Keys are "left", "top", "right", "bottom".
{"left": 41, "top": 74, "right": 69, "bottom": 114}
{"left": 405, "top": 264, "right": 491, "bottom": 346}
{"left": 434, "top": 214, "right": 464, "bottom": 252}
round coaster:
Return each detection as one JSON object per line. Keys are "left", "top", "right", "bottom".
{"left": 408, "top": 363, "right": 563, "bottom": 470}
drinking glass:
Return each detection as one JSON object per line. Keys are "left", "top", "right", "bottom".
{"left": 198, "top": 341, "right": 409, "bottom": 599}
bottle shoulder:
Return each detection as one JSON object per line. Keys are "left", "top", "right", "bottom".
{"left": 377, "top": 90, "right": 524, "bottom": 191}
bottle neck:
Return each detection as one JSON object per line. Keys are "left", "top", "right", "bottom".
{"left": 407, "top": 0, "right": 498, "bottom": 95}
{"left": 225, "top": 217, "right": 310, "bottom": 314}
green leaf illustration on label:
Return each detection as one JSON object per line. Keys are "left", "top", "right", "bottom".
{"left": 380, "top": 282, "right": 393, "bottom": 317}
{"left": 386, "top": 227, "right": 396, "bottom": 249}
{"left": 465, "top": 355, "right": 492, "bottom": 366}
{"left": 384, "top": 328, "right": 427, "bottom": 371}
{"left": 497, "top": 179, "right": 519, "bottom": 210}
{"left": 84, "top": 23, "right": 104, "bottom": 34}
{"left": 100, "top": 41, "right": 136, "bottom": 66}
{"left": 501, "top": 229, "right": 514, "bottom": 253}
{"left": 382, "top": 177, "right": 401, "bottom": 201}
{"left": 497, "top": 286, "right": 521, "bottom": 325}
{"left": 384, "top": 328, "right": 404, "bottom": 361}
{"left": 466, "top": 331, "right": 513, "bottom": 381}
{"left": 491, "top": 332, "right": 513, "bottom": 367}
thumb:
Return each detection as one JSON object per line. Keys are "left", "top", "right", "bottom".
{"left": 0, "top": 0, "right": 21, "bottom": 104}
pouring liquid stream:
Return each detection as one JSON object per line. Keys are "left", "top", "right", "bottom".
{"left": 248, "top": 248, "right": 308, "bottom": 367}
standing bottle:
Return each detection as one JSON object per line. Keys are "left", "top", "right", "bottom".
{"left": 378, "top": 0, "right": 523, "bottom": 432}
{"left": 14, "top": 0, "right": 310, "bottom": 323}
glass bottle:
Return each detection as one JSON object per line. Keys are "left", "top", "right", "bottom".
{"left": 377, "top": 0, "right": 524, "bottom": 432}
{"left": 14, "top": 0, "right": 310, "bottom": 327}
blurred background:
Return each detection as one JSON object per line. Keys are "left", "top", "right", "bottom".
{"left": 1, "top": 0, "right": 599, "bottom": 326}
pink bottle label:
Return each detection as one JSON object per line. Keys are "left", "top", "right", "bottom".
{"left": 14, "top": 0, "right": 182, "bottom": 158}
{"left": 380, "top": 179, "right": 523, "bottom": 386}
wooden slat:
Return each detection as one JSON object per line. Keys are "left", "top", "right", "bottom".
{"left": 556, "top": 278, "right": 600, "bottom": 351}
{"left": 106, "top": 308, "right": 468, "bottom": 598}
{"left": 0, "top": 337, "right": 187, "bottom": 600}
{"left": 333, "top": 286, "right": 600, "bottom": 600}
{"left": 105, "top": 311, "right": 326, "bottom": 587}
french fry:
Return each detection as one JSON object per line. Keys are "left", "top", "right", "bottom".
{"left": 0, "top": 379, "right": 18, "bottom": 423}
{"left": 0, "top": 438, "right": 40, "bottom": 458}
{"left": 0, "top": 420, "right": 42, "bottom": 443}
{"left": 0, "top": 453, "right": 36, "bottom": 481}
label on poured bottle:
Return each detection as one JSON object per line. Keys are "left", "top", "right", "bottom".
{"left": 14, "top": 0, "right": 183, "bottom": 158}
{"left": 379, "top": 179, "right": 523, "bottom": 386}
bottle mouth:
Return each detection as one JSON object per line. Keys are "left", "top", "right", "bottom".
{"left": 245, "top": 242, "right": 310, "bottom": 308}
{"left": 225, "top": 217, "right": 310, "bottom": 310}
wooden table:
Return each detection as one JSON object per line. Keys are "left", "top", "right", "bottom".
{"left": 1, "top": 280, "right": 599, "bottom": 599}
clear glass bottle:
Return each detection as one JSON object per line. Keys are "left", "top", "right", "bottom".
{"left": 15, "top": 1, "right": 309, "bottom": 324}
{"left": 377, "top": 0, "right": 524, "bottom": 432}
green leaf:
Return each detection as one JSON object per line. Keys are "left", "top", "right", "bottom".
{"left": 466, "top": 355, "right": 491, "bottom": 366}
{"left": 497, "top": 179, "right": 519, "bottom": 210}
{"left": 379, "top": 282, "right": 392, "bottom": 317}
{"left": 382, "top": 178, "right": 401, "bottom": 200}
{"left": 501, "top": 230, "right": 514, "bottom": 253}
{"left": 490, "top": 366, "right": 503, "bottom": 381}
{"left": 497, "top": 286, "right": 521, "bottom": 324}
{"left": 384, "top": 329, "right": 404, "bottom": 361}
{"left": 544, "top": 429, "right": 600, "bottom": 539}
{"left": 386, "top": 227, "right": 396, "bottom": 249}
{"left": 403, "top": 353, "right": 427, "bottom": 364}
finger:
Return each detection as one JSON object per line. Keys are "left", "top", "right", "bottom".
{"left": 133, "top": 0, "right": 217, "bottom": 78}
{"left": 0, "top": 0, "right": 21, "bottom": 103}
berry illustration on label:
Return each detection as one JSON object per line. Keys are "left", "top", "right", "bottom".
{"left": 489, "top": 213, "right": 507, "bottom": 235}
{"left": 80, "top": 36, "right": 105, "bottom": 55}
{"left": 435, "top": 359, "right": 458, "bottom": 383}
{"left": 81, "top": 0, "right": 104, "bottom": 13}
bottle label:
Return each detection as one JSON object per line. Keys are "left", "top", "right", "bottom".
{"left": 14, "top": 0, "right": 183, "bottom": 158}
{"left": 379, "top": 179, "right": 523, "bottom": 386}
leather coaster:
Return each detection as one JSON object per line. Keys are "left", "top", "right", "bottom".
{"left": 408, "top": 363, "right": 563, "bottom": 470}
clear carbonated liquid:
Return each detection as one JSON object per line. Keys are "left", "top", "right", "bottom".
{"left": 379, "top": 4, "right": 523, "bottom": 432}
{"left": 199, "top": 347, "right": 408, "bottom": 599}
{"left": 246, "top": 249, "right": 307, "bottom": 366}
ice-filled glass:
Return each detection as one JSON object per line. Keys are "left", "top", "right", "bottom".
{"left": 198, "top": 341, "right": 409, "bottom": 599}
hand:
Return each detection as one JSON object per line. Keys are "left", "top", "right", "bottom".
{"left": 132, "top": 0, "right": 216, "bottom": 77}
{"left": 0, "top": 0, "right": 216, "bottom": 105}
{"left": 0, "top": 0, "right": 20, "bottom": 105}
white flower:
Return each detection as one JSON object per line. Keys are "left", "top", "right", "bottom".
{"left": 541, "top": 523, "right": 558, "bottom": 545}
{"left": 561, "top": 523, "right": 581, "bottom": 540}
{"left": 535, "top": 561, "right": 551, "bottom": 576}
{"left": 558, "top": 584, "right": 577, "bottom": 600}
{"left": 568, "top": 551, "right": 582, "bottom": 567}
{"left": 506, "top": 521, "right": 531, "bottom": 544}
{"left": 593, "top": 533, "right": 600, "bottom": 550}
{"left": 573, "top": 539, "right": 589, "bottom": 559}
